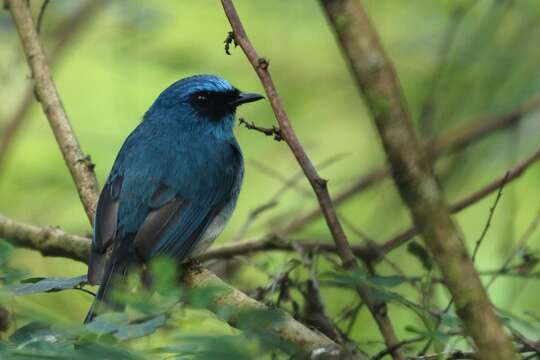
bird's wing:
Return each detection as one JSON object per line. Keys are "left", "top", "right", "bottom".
{"left": 131, "top": 183, "right": 226, "bottom": 260}
{"left": 87, "top": 174, "right": 123, "bottom": 285}
{"left": 87, "top": 137, "right": 242, "bottom": 285}
{"left": 132, "top": 138, "right": 243, "bottom": 259}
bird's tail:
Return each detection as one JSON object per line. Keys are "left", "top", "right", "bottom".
{"left": 84, "top": 237, "right": 133, "bottom": 324}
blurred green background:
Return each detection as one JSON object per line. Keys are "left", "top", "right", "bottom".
{"left": 1, "top": 0, "right": 540, "bottom": 356}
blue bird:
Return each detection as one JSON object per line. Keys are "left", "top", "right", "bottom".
{"left": 85, "top": 75, "right": 263, "bottom": 323}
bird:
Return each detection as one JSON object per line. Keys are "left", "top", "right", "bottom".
{"left": 84, "top": 74, "right": 263, "bottom": 323}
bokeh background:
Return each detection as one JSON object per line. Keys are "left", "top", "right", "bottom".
{"left": 1, "top": 0, "right": 540, "bottom": 356}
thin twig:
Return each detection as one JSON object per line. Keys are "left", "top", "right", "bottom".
{"left": 221, "top": 0, "right": 355, "bottom": 269}
{"left": 221, "top": 1, "right": 403, "bottom": 358}
{"left": 36, "top": 0, "right": 50, "bottom": 33}
{"left": 239, "top": 117, "right": 282, "bottom": 141}
{"left": 471, "top": 172, "right": 509, "bottom": 262}
{"left": 486, "top": 209, "right": 540, "bottom": 289}
{"left": 372, "top": 335, "right": 426, "bottom": 360}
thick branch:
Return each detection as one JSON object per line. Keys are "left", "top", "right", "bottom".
{"left": 284, "top": 93, "right": 540, "bottom": 234}
{"left": 0, "top": 214, "right": 352, "bottom": 359}
{"left": 319, "top": 1, "right": 516, "bottom": 359}
{"left": 221, "top": 1, "right": 404, "bottom": 358}
{"left": 6, "top": 0, "right": 100, "bottom": 222}
{"left": 0, "top": 214, "right": 89, "bottom": 262}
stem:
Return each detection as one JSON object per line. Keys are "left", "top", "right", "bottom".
{"left": 319, "top": 0, "right": 517, "bottom": 358}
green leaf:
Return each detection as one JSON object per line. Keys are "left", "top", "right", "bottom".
{"left": 370, "top": 275, "right": 405, "bottom": 287}
{"left": 9, "top": 322, "right": 51, "bottom": 345}
{"left": 405, "top": 325, "right": 426, "bottom": 335}
{"left": 86, "top": 313, "right": 167, "bottom": 342}
{"left": 320, "top": 270, "right": 366, "bottom": 286}
{"left": 85, "top": 313, "right": 129, "bottom": 336}
{"left": 115, "top": 315, "right": 166, "bottom": 341}
{"left": 8, "top": 322, "right": 73, "bottom": 352}
{"left": 9, "top": 275, "right": 87, "bottom": 295}
{"left": 440, "top": 313, "right": 461, "bottom": 329}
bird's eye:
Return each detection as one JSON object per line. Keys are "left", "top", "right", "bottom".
{"left": 196, "top": 94, "right": 207, "bottom": 102}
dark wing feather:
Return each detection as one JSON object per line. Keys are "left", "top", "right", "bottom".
{"left": 87, "top": 175, "right": 123, "bottom": 285}
{"left": 133, "top": 195, "right": 184, "bottom": 260}
{"left": 132, "top": 183, "right": 223, "bottom": 261}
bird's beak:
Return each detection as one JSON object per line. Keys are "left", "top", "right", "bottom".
{"left": 232, "top": 92, "right": 264, "bottom": 107}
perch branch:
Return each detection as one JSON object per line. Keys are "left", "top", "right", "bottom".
{"left": 319, "top": 0, "right": 516, "bottom": 359}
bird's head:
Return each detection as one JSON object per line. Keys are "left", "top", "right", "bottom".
{"left": 145, "top": 75, "right": 263, "bottom": 137}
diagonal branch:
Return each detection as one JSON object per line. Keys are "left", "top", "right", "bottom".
{"left": 221, "top": 0, "right": 354, "bottom": 269}
{"left": 319, "top": 0, "right": 517, "bottom": 359}
{"left": 220, "top": 1, "right": 404, "bottom": 358}
{"left": 6, "top": 0, "right": 100, "bottom": 222}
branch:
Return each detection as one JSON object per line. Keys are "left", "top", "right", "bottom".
{"left": 0, "top": 214, "right": 90, "bottom": 262}
{"left": 6, "top": 0, "right": 100, "bottom": 222}
{"left": 283, "top": 93, "right": 540, "bottom": 234}
{"left": 221, "top": 0, "right": 354, "bottom": 270}
{"left": 0, "top": 0, "right": 104, "bottom": 174}
{"left": 319, "top": 1, "right": 516, "bottom": 359}
{"left": 0, "top": 214, "right": 354, "bottom": 359}
{"left": 221, "top": 1, "right": 404, "bottom": 358}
